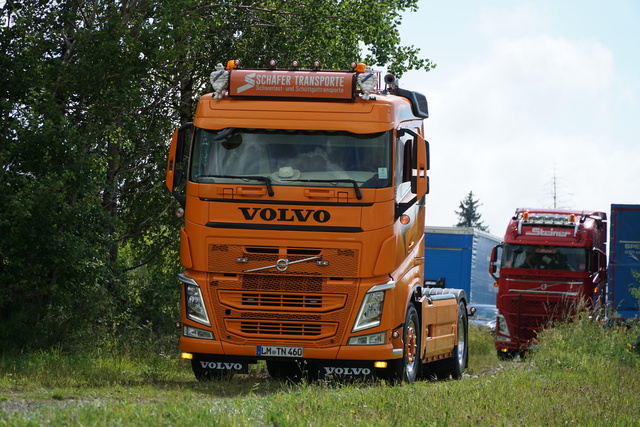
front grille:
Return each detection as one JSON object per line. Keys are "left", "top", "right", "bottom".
{"left": 218, "top": 290, "right": 347, "bottom": 312}
{"left": 500, "top": 293, "right": 581, "bottom": 345}
{"left": 208, "top": 244, "right": 358, "bottom": 277}
{"left": 225, "top": 319, "right": 338, "bottom": 339}
{"left": 242, "top": 275, "right": 323, "bottom": 292}
{"left": 502, "top": 294, "right": 579, "bottom": 318}
{"left": 210, "top": 274, "right": 356, "bottom": 345}
{"left": 243, "top": 293, "right": 321, "bottom": 308}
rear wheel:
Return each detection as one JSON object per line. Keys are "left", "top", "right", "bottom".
{"left": 387, "top": 304, "right": 421, "bottom": 383}
{"left": 429, "top": 299, "right": 468, "bottom": 380}
{"left": 451, "top": 299, "right": 469, "bottom": 378}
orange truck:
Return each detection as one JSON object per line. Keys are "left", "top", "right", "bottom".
{"left": 166, "top": 60, "right": 469, "bottom": 382}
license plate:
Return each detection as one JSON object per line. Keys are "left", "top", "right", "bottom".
{"left": 257, "top": 346, "right": 303, "bottom": 358}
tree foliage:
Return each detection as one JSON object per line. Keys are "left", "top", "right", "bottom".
{"left": 455, "top": 191, "right": 489, "bottom": 232}
{"left": 0, "top": 0, "right": 433, "bottom": 350}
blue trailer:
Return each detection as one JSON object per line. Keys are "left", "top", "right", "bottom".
{"left": 609, "top": 204, "right": 640, "bottom": 319}
{"left": 424, "top": 226, "right": 501, "bottom": 304}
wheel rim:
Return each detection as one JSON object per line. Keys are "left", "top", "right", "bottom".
{"left": 405, "top": 314, "right": 418, "bottom": 375}
{"left": 456, "top": 305, "right": 467, "bottom": 369}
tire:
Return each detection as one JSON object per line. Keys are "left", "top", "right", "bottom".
{"left": 387, "top": 304, "right": 421, "bottom": 383}
{"left": 429, "top": 299, "right": 468, "bottom": 380}
{"left": 266, "top": 360, "right": 304, "bottom": 382}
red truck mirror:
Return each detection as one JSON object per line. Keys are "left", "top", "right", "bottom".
{"left": 489, "top": 244, "right": 503, "bottom": 281}
{"left": 590, "top": 248, "right": 607, "bottom": 284}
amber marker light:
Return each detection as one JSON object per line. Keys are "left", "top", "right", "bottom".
{"left": 400, "top": 214, "right": 410, "bottom": 225}
{"left": 180, "top": 352, "right": 193, "bottom": 360}
{"left": 374, "top": 361, "right": 388, "bottom": 368}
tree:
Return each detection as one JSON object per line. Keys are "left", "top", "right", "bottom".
{"left": 0, "top": 0, "right": 434, "bottom": 350}
{"left": 455, "top": 191, "right": 489, "bottom": 232}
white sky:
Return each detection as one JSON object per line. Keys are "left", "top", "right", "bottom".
{"left": 398, "top": 0, "right": 640, "bottom": 236}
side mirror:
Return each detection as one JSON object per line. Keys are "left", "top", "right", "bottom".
{"left": 397, "top": 128, "right": 429, "bottom": 199}
{"left": 592, "top": 248, "right": 607, "bottom": 284}
{"left": 166, "top": 122, "right": 192, "bottom": 207}
{"left": 489, "top": 244, "right": 503, "bottom": 281}
{"left": 592, "top": 271, "right": 602, "bottom": 285}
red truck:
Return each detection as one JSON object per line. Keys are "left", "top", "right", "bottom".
{"left": 489, "top": 208, "right": 607, "bottom": 358}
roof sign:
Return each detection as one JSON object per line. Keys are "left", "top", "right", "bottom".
{"left": 227, "top": 69, "right": 356, "bottom": 100}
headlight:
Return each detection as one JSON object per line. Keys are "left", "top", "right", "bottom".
{"left": 180, "top": 273, "right": 210, "bottom": 326}
{"left": 348, "top": 331, "right": 386, "bottom": 345}
{"left": 353, "top": 291, "right": 385, "bottom": 332}
{"left": 496, "top": 313, "right": 510, "bottom": 341}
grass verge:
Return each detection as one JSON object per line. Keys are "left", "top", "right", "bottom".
{"left": 1, "top": 319, "right": 638, "bottom": 426}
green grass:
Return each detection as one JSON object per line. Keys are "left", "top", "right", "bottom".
{"left": 1, "top": 320, "right": 639, "bottom": 426}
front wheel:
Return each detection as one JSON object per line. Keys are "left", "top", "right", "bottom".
{"left": 266, "top": 360, "right": 304, "bottom": 382}
{"left": 386, "top": 304, "right": 421, "bottom": 383}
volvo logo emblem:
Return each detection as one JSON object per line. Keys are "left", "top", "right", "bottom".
{"left": 276, "top": 259, "right": 289, "bottom": 271}
{"left": 243, "top": 255, "right": 322, "bottom": 273}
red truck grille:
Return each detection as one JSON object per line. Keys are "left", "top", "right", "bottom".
{"left": 500, "top": 293, "right": 581, "bottom": 346}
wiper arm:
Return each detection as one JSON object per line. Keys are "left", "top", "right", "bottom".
{"left": 199, "top": 175, "right": 274, "bottom": 197}
{"left": 199, "top": 176, "right": 361, "bottom": 200}
{"left": 291, "top": 179, "right": 362, "bottom": 200}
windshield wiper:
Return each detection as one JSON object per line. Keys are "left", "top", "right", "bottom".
{"left": 289, "top": 179, "right": 362, "bottom": 200}
{"left": 199, "top": 175, "right": 274, "bottom": 196}
{"left": 199, "top": 176, "right": 362, "bottom": 200}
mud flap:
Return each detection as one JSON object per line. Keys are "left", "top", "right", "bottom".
{"left": 314, "top": 362, "right": 376, "bottom": 380}
{"left": 194, "top": 359, "right": 250, "bottom": 375}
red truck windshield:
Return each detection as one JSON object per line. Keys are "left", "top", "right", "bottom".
{"left": 501, "top": 244, "right": 590, "bottom": 272}
{"left": 189, "top": 128, "right": 392, "bottom": 189}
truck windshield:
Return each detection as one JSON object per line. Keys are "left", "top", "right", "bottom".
{"left": 501, "top": 244, "right": 590, "bottom": 271}
{"left": 189, "top": 128, "right": 392, "bottom": 189}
